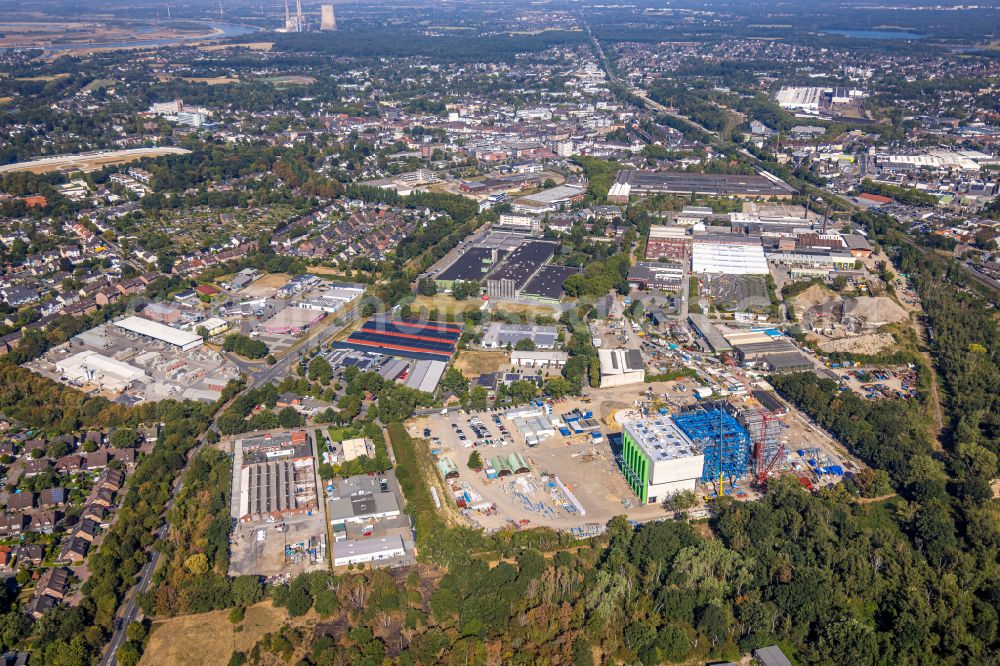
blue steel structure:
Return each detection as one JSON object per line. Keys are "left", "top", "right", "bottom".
{"left": 673, "top": 408, "right": 751, "bottom": 483}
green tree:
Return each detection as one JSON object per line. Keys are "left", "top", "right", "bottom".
{"left": 116, "top": 642, "right": 141, "bottom": 666}
{"left": 277, "top": 406, "right": 304, "bottom": 428}
{"left": 514, "top": 338, "right": 536, "bottom": 351}
{"left": 467, "top": 450, "right": 483, "bottom": 470}
{"left": 308, "top": 356, "right": 333, "bottom": 384}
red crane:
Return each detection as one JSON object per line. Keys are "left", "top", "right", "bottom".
{"left": 722, "top": 354, "right": 785, "bottom": 486}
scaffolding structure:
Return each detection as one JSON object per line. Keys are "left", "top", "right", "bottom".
{"left": 673, "top": 408, "right": 752, "bottom": 483}
{"left": 739, "top": 408, "right": 787, "bottom": 482}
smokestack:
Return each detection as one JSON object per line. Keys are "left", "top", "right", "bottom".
{"left": 321, "top": 4, "right": 337, "bottom": 30}
{"left": 295, "top": 0, "right": 303, "bottom": 31}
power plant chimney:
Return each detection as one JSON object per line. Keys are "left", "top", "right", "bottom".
{"left": 321, "top": 4, "right": 337, "bottom": 30}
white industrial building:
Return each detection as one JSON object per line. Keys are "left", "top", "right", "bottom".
{"left": 405, "top": 360, "right": 447, "bottom": 394}
{"left": 510, "top": 351, "right": 569, "bottom": 368}
{"left": 598, "top": 348, "right": 645, "bottom": 388}
{"left": 775, "top": 86, "right": 863, "bottom": 112}
{"left": 55, "top": 350, "right": 150, "bottom": 391}
{"left": 775, "top": 86, "right": 823, "bottom": 112}
{"left": 691, "top": 243, "right": 769, "bottom": 275}
{"left": 482, "top": 323, "right": 557, "bottom": 349}
{"left": 333, "top": 535, "right": 406, "bottom": 567}
{"left": 621, "top": 416, "right": 705, "bottom": 502}
{"left": 113, "top": 315, "right": 203, "bottom": 351}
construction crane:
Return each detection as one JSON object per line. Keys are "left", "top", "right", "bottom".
{"left": 722, "top": 353, "right": 785, "bottom": 486}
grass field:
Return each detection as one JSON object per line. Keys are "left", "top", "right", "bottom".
{"left": 14, "top": 73, "right": 69, "bottom": 82}
{"left": 261, "top": 75, "right": 316, "bottom": 85}
{"left": 241, "top": 273, "right": 291, "bottom": 298}
{"left": 82, "top": 78, "right": 116, "bottom": 91}
{"left": 200, "top": 41, "right": 274, "bottom": 51}
{"left": 492, "top": 302, "right": 560, "bottom": 318}
{"left": 453, "top": 350, "right": 508, "bottom": 377}
{"left": 306, "top": 266, "right": 357, "bottom": 281}
{"left": 141, "top": 601, "right": 318, "bottom": 665}
{"left": 412, "top": 294, "right": 484, "bottom": 317}
{"left": 180, "top": 76, "right": 240, "bottom": 85}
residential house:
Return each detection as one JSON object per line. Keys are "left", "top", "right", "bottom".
{"left": 100, "top": 468, "right": 125, "bottom": 492}
{"left": 39, "top": 487, "right": 66, "bottom": 507}
{"left": 55, "top": 454, "right": 83, "bottom": 473}
{"left": 14, "top": 544, "right": 43, "bottom": 566}
{"left": 23, "top": 458, "right": 52, "bottom": 477}
{"left": 37, "top": 567, "right": 71, "bottom": 600}
{"left": 23, "top": 438, "right": 46, "bottom": 454}
{"left": 0, "top": 514, "right": 23, "bottom": 537}
{"left": 5, "top": 492, "right": 34, "bottom": 511}
{"left": 26, "top": 510, "right": 58, "bottom": 534}
{"left": 83, "top": 451, "right": 109, "bottom": 471}
{"left": 75, "top": 518, "right": 100, "bottom": 542}
{"left": 60, "top": 536, "right": 89, "bottom": 564}
{"left": 82, "top": 503, "right": 109, "bottom": 525}
{"left": 26, "top": 593, "right": 59, "bottom": 619}
{"left": 94, "top": 487, "right": 116, "bottom": 508}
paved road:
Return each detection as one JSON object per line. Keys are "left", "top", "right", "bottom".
{"left": 585, "top": 24, "right": 718, "bottom": 138}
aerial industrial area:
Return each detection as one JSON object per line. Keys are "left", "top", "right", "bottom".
{"left": 0, "top": 0, "right": 997, "bottom": 664}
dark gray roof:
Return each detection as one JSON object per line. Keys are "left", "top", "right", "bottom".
{"left": 437, "top": 247, "right": 494, "bottom": 283}
{"left": 521, "top": 265, "right": 578, "bottom": 300}
{"left": 753, "top": 645, "right": 793, "bottom": 666}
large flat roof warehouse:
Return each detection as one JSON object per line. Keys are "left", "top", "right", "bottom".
{"left": 521, "top": 265, "right": 579, "bottom": 301}
{"left": 54, "top": 350, "right": 150, "bottom": 389}
{"left": 337, "top": 319, "right": 460, "bottom": 360}
{"left": 692, "top": 243, "right": 769, "bottom": 275}
{"left": 333, "top": 534, "right": 406, "bottom": 567}
{"left": 615, "top": 170, "right": 797, "bottom": 199}
{"left": 624, "top": 416, "right": 701, "bottom": 463}
{"left": 261, "top": 306, "right": 325, "bottom": 334}
{"left": 327, "top": 474, "right": 401, "bottom": 525}
{"left": 435, "top": 246, "right": 495, "bottom": 284}
{"left": 517, "top": 184, "right": 586, "bottom": 205}
{"left": 113, "top": 315, "right": 203, "bottom": 350}
{"left": 482, "top": 323, "right": 558, "bottom": 349}
{"left": 621, "top": 416, "right": 706, "bottom": 503}
{"left": 487, "top": 240, "right": 558, "bottom": 284}
{"left": 687, "top": 313, "right": 732, "bottom": 353}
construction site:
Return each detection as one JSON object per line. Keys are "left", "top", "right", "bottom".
{"left": 411, "top": 363, "right": 853, "bottom": 535}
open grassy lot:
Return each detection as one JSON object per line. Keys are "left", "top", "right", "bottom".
{"left": 141, "top": 601, "right": 319, "bottom": 665}
{"left": 14, "top": 73, "right": 70, "bottom": 82}
{"left": 412, "top": 294, "right": 484, "bottom": 318}
{"left": 180, "top": 76, "right": 240, "bottom": 85}
{"left": 200, "top": 41, "right": 274, "bottom": 51}
{"left": 492, "top": 302, "right": 560, "bottom": 318}
{"left": 453, "top": 350, "right": 508, "bottom": 377}
{"left": 241, "top": 273, "right": 291, "bottom": 298}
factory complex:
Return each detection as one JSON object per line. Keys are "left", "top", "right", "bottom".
{"left": 30, "top": 314, "right": 240, "bottom": 404}
{"left": 429, "top": 230, "right": 579, "bottom": 304}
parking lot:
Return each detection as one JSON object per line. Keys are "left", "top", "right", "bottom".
{"left": 409, "top": 383, "right": 716, "bottom": 531}
{"left": 412, "top": 409, "right": 663, "bottom": 531}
